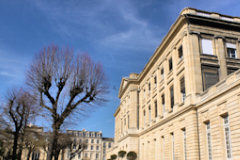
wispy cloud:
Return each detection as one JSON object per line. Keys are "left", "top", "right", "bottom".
{"left": 31, "top": 0, "right": 163, "bottom": 52}
{"left": 0, "top": 71, "right": 16, "bottom": 77}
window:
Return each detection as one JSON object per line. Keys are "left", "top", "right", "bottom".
{"left": 169, "top": 58, "right": 173, "bottom": 71}
{"left": 32, "top": 151, "right": 40, "bottom": 160}
{"left": 128, "top": 115, "right": 130, "bottom": 128}
{"left": 180, "top": 77, "right": 186, "bottom": 102}
{"left": 182, "top": 128, "right": 187, "bottom": 160}
{"left": 143, "top": 110, "right": 146, "bottom": 126}
{"left": 91, "top": 145, "right": 93, "bottom": 150}
{"left": 148, "top": 105, "right": 151, "bottom": 123}
{"left": 96, "top": 153, "right": 99, "bottom": 159}
{"left": 201, "top": 39, "right": 213, "bottom": 55}
{"left": 148, "top": 82, "right": 151, "bottom": 91}
{"left": 223, "top": 115, "right": 232, "bottom": 159}
{"left": 202, "top": 66, "right": 219, "bottom": 90}
{"left": 73, "top": 144, "right": 76, "bottom": 150}
{"left": 85, "top": 153, "right": 88, "bottom": 158}
{"left": 161, "top": 68, "right": 164, "bottom": 79}
{"left": 171, "top": 133, "right": 175, "bottom": 160}
{"left": 227, "top": 67, "right": 238, "bottom": 75}
{"left": 78, "top": 153, "right": 81, "bottom": 159}
{"left": 161, "top": 94, "right": 165, "bottom": 114}
{"left": 170, "top": 86, "right": 174, "bottom": 109}
{"left": 206, "top": 122, "right": 212, "bottom": 160}
{"left": 178, "top": 45, "right": 183, "bottom": 59}
{"left": 97, "top": 139, "right": 99, "bottom": 144}
{"left": 226, "top": 43, "right": 237, "bottom": 58}
{"left": 154, "top": 76, "right": 157, "bottom": 87}
{"left": 162, "top": 136, "right": 165, "bottom": 160}
{"left": 96, "top": 146, "right": 99, "bottom": 150}
{"left": 108, "top": 142, "right": 111, "bottom": 148}
{"left": 154, "top": 100, "right": 158, "bottom": 118}
{"left": 91, "top": 139, "right": 94, "bottom": 143}
{"left": 85, "top": 139, "right": 88, "bottom": 143}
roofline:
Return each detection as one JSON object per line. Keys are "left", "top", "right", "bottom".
{"left": 117, "top": 7, "right": 240, "bottom": 99}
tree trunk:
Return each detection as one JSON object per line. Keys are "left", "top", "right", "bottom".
{"left": 12, "top": 131, "right": 19, "bottom": 160}
{"left": 61, "top": 149, "right": 65, "bottom": 160}
{"left": 47, "top": 125, "right": 59, "bottom": 160}
{"left": 54, "top": 149, "right": 60, "bottom": 160}
{"left": 26, "top": 147, "right": 32, "bottom": 160}
{"left": 17, "top": 142, "right": 23, "bottom": 160}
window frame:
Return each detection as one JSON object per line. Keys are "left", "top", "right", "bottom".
{"left": 201, "top": 38, "right": 214, "bottom": 55}
{"left": 222, "top": 115, "right": 232, "bottom": 159}
{"left": 226, "top": 42, "right": 237, "bottom": 59}
{"left": 154, "top": 100, "right": 158, "bottom": 118}
{"left": 178, "top": 45, "right": 183, "bottom": 60}
{"left": 169, "top": 57, "right": 173, "bottom": 72}
{"left": 170, "top": 85, "right": 174, "bottom": 109}
{"left": 201, "top": 65, "right": 219, "bottom": 91}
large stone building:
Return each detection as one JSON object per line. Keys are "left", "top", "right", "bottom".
{"left": 66, "top": 130, "right": 113, "bottom": 160}
{"left": 107, "top": 8, "right": 240, "bottom": 160}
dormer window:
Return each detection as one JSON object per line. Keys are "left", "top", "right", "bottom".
{"left": 201, "top": 39, "right": 213, "bottom": 55}
{"left": 226, "top": 43, "right": 237, "bottom": 58}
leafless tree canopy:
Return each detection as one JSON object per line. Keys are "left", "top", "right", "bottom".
{"left": 27, "top": 45, "right": 107, "bottom": 125}
{"left": 2, "top": 88, "right": 37, "bottom": 160}
{"left": 26, "top": 45, "right": 108, "bottom": 160}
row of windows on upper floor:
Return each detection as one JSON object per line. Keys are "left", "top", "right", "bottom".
{"left": 201, "top": 38, "right": 239, "bottom": 58}
{"left": 142, "top": 77, "right": 185, "bottom": 127}
{"left": 142, "top": 37, "right": 239, "bottom": 96}
{"left": 70, "top": 152, "right": 100, "bottom": 159}
{"left": 142, "top": 45, "right": 183, "bottom": 96}
{"left": 117, "top": 79, "right": 185, "bottom": 133}
{"left": 74, "top": 138, "right": 108, "bottom": 145}
{"left": 69, "top": 131, "right": 102, "bottom": 138}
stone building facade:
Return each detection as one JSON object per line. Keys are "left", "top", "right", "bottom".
{"left": 107, "top": 8, "right": 240, "bottom": 160}
{"left": 21, "top": 128, "right": 113, "bottom": 160}
{"left": 66, "top": 130, "right": 113, "bottom": 160}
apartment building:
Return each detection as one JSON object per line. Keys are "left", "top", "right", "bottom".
{"left": 20, "top": 128, "right": 113, "bottom": 160}
{"left": 107, "top": 8, "right": 240, "bottom": 160}
{"left": 66, "top": 129, "right": 113, "bottom": 160}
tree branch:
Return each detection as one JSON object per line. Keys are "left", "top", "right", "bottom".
{"left": 40, "top": 93, "right": 53, "bottom": 112}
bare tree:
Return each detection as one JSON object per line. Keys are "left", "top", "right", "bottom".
{"left": 22, "top": 126, "right": 46, "bottom": 160}
{"left": 2, "top": 89, "right": 37, "bottom": 160}
{"left": 26, "top": 45, "right": 108, "bottom": 160}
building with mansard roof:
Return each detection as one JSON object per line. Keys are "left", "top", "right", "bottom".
{"left": 107, "top": 8, "right": 240, "bottom": 160}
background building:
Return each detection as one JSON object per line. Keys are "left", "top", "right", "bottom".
{"left": 21, "top": 128, "right": 113, "bottom": 160}
{"left": 66, "top": 129, "right": 113, "bottom": 160}
{"left": 108, "top": 8, "right": 240, "bottom": 160}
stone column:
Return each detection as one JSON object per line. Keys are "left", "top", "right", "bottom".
{"left": 183, "top": 32, "right": 202, "bottom": 97}
{"left": 172, "top": 47, "right": 180, "bottom": 107}
{"left": 215, "top": 36, "right": 227, "bottom": 80}
{"left": 237, "top": 39, "right": 240, "bottom": 58}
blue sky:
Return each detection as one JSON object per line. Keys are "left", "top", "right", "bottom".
{"left": 0, "top": 0, "right": 240, "bottom": 137}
